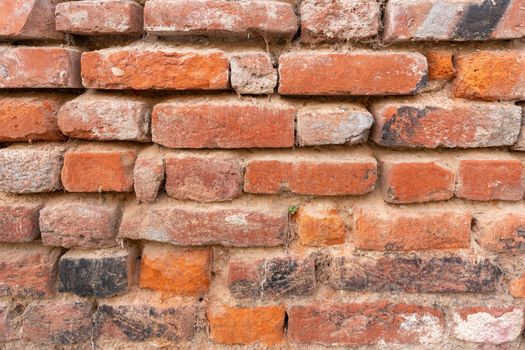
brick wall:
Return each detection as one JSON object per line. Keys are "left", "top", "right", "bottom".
{"left": 0, "top": 0, "right": 525, "bottom": 348}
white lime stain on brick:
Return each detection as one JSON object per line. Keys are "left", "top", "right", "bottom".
{"left": 399, "top": 312, "right": 444, "bottom": 344}
{"left": 225, "top": 214, "right": 248, "bottom": 226}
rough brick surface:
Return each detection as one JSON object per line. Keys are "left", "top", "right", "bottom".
{"left": 425, "top": 50, "right": 455, "bottom": 81}
{"left": 0, "top": 0, "right": 63, "bottom": 39}
{"left": 144, "top": 0, "right": 297, "bottom": 40}
{"left": 39, "top": 200, "right": 119, "bottom": 248}
{"left": 289, "top": 302, "right": 445, "bottom": 345}
{"left": 0, "top": 96, "right": 65, "bottom": 142}
{"left": 278, "top": 52, "right": 428, "bottom": 95}
{"left": 0, "top": 47, "right": 81, "bottom": 88}
{"left": 230, "top": 52, "right": 277, "bottom": 95}
{"left": 81, "top": 48, "right": 229, "bottom": 90}
{"left": 58, "top": 94, "right": 151, "bottom": 142}
{"left": 296, "top": 203, "right": 346, "bottom": 247}
{"left": 55, "top": 0, "right": 143, "bottom": 35}
{"left": 476, "top": 211, "right": 525, "bottom": 252}
{"left": 133, "top": 151, "right": 164, "bottom": 203}
{"left": 152, "top": 99, "right": 295, "bottom": 148}
{"left": 0, "top": 202, "right": 42, "bottom": 242}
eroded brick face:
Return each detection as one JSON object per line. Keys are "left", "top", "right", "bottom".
{"left": 2, "top": 1, "right": 525, "bottom": 348}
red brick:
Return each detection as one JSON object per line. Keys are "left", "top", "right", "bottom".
{"left": 457, "top": 158, "right": 525, "bottom": 201}
{"left": 384, "top": 0, "right": 525, "bottom": 42}
{"left": 289, "top": 302, "right": 444, "bottom": 346}
{"left": 425, "top": 50, "right": 455, "bottom": 81}
{"left": 371, "top": 100, "right": 522, "bottom": 148}
{"left": 512, "top": 106, "right": 525, "bottom": 151}
{"left": 244, "top": 153, "right": 377, "bottom": 196}
{"left": 39, "top": 200, "right": 119, "bottom": 248}
{"left": 144, "top": 0, "right": 297, "bottom": 40}
{"left": 152, "top": 99, "right": 295, "bottom": 148}
{"left": 0, "top": 144, "right": 65, "bottom": 193}
{"left": 0, "top": 243, "right": 61, "bottom": 298}
{"left": 59, "top": 247, "right": 135, "bottom": 297}
{"left": 209, "top": 305, "right": 285, "bottom": 345}
{"left": 22, "top": 299, "right": 94, "bottom": 345}
{"left": 477, "top": 212, "right": 525, "bottom": 252}
{"left": 330, "top": 255, "right": 502, "bottom": 293}
{"left": 454, "top": 51, "right": 525, "bottom": 101}
{"left": 140, "top": 243, "right": 212, "bottom": 296}
{"left": 61, "top": 145, "right": 136, "bottom": 192}
{"left": 0, "top": 96, "right": 65, "bottom": 142}
{"left": 0, "top": 202, "right": 42, "bottom": 242}
{"left": 380, "top": 157, "right": 455, "bottom": 203}
{"left": 354, "top": 207, "right": 471, "bottom": 251}
{"left": 453, "top": 307, "right": 525, "bottom": 344}
{"left": 296, "top": 203, "right": 346, "bottom": 247}
{"left": 55, "top": 0, "right": 143, "bottom": 35}
{"left": 0, "top": 47, "right": 81, "bottom": 88}
{"left": 228, "top": 256, "right": 316, "bottom": 299}
{"left": 300, "top": 0, "right": 380, "bottom": 43}
{"left": 58, "top": 94, "right": 150, "bottom": 142}
{"left": 165, "top": 155, "right": 242, "bottom": 202}
{"left": 510, "top": 272, "right": 525, "bottom": 297}
{"left": 230, "top": 52, "right": 277, "bottom": 95}
{"left": 119, "top": 201, "right": 288, "bottom": 247}
{"left": 0, "top": 0, "right": 63, "bottom": 40}
{"left": 296, "top": 105, "right": 373, "bottom": 146}
{"left": 134, "top": 151, "right": 164, "bottom": 204}
{"left": 81, "top": 48, "right": 229, "bottom": 90}
{"left": 278, "top": 52, "right": 427, "bottom": 95}
{"left": 94, "top": 296, "right": 203, "bottom": 342}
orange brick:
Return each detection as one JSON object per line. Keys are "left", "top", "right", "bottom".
{"left": 457, "top": 158, "right": 525, "bottom": 201}
{"left": 425, "top": 50, "right": 454, "bottom": 80}
{"left": 81, "top": 48, "right": 229, "bottom": 90}
{"left": 510, "top": 272, "right": 525, "bottom": 298}
{"left": 296, "top": 204, "right": 346, "bottom": 247}
{"left": 61, "top": 145, "right": 136, "bottom": 192}
{"left": 381, "top": 158, "right": 455, "bottom": 203}
{"left": 477, "top": 212, "right": 525, "bottom": 252}
{"left": 209, "top": 305, "right": 285, "bottom": 345}
{"left": 140, "top": 243, "right": 212, "bottom": 296}
{"left": 0, "top": 0, "right": 63, "bottom": 40}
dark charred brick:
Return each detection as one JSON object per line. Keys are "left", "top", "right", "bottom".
{"left": 330, "top": 255, "right": 502, "bottom": 293}
{"left": 454, "top": 0, "right": 511, "bottom": 40}
{"left": 58, "top": 247, "right": 134, "bottom": 297}
{"left": 94, "top": 302, "right": 201, "bottom": 342}
{"left": 228, "top": 256, "right": 316, "bottom": 299}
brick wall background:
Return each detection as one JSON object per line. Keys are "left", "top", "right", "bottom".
{"left": 0, "top": 0, "right": 525, "bottom": 348}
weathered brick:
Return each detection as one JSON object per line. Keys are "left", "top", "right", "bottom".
{"left": 58, "top": 94, "right": 150, "bottom": 142}
{"left": 59, "top": 247, "right": 135, "bottom": 297}
{"left": 0, "top": 144, "right": 65, "bottom": 193}
{"left": 152, "top": 99, "right": 295, "bottom": 148}
{"left": 476, "top": 212, "right": 525, "bottom": 252}
{"left": 0, "top": 243, "right": 61, "bottom": 298}
{"left": 278, "top": 52, "right": 427, "bottom": 95}
{"left": 384, "top": 0, "right": 525, "bottom": 41}
{"left": 371, "top": 100, "right": 522, "bottom": 148}
{"left": 330, "top": 255, "right": 502, "bottom": 293}
{"left": 209, "top": 305, "right": 285, "bottom": 345}
{"left": 119, "top": 201, "right": 288, "bottom": 247}
{"left": 144, "top": 0, "right": 297, "bottom": 40}
{"left": 94, "top": 297, "right": 202, "bottom": 342}
{"left": 453, "top": 307, "right": 525, "bottom": 344}
{"left": 0, "top": 47, "right": 81, "bottom": 88}
{"left": 296, "top": 203, "right": 346, "bottom": 247}
{"left": 228, "top": 256, "right": 316, "bottom": 299}
{"left": 510, "top": 272, "right": 525, "bottom": 298}
{"left": 512, "top": 107, "right": 525, "bottom": 151}
{"left": 230, "top": 52, "right": 277, "bottom": 95}
{"left": 354, "top": 207, "right": 471, "bottom": 251}
{"left": 289, "top": 302, "right": 444, "bottom": 346}
{"left": 22, "top": 299, "right": 94, "bottom": 345}
{"left": 300, "top": 0, "right": 380, "bottom": 43}
{"left": 165, "top": 155, "right": 242, "bottom": 202}
{"left": 0, "top": 96, "right": 65, "bottom": 142}
{"left": 425, "top": 50, "right": 455, "bottom": 81}
{"left": 454, "top": 51, "right": 525, "bottom": 101}
{"left": 457, "top": 158, "right": 525, "bottom": 201}
{"left": 55, "top": 0, "right": 143, "bottom": 35}
{"left": 134, "top": 151, "right": 164, "bottom": 204}
{"left": 380, "top": 157, "right": 455, "bottom": 203}
{"left": 244, "top": 152, "right": 377, "bottom": 196}
{"left": 39, "top": 200, "right": 119, "bottom": 249}
{"left": 61, "top": 145, "right": 136, "bottom": 193}
{"left": 0, "top": 301, "right": 20, "bottom": 342}
{"left": 0, "top": 0, "right": 63, "bottom": 40}
{"left": 0, "top": 202, "right": 42, "bottom": 242}
{"left": 81, "top": 48, "right": 229, "bottom": 90}
{"left": 140, "top": 243, "right": 212, "bottom": 296}
{"left": 296, "top": 105, "right": 373, "bottom": 146}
